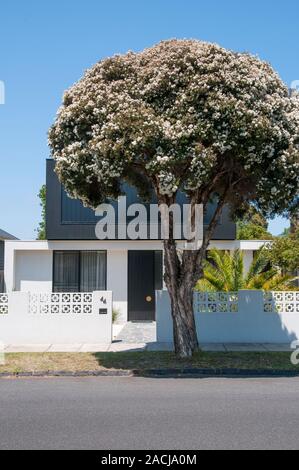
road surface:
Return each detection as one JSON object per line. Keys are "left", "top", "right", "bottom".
{"left": 0, "top": 376, "right": 298, "bottom": 450}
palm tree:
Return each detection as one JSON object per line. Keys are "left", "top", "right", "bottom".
{"left": 196, "top": 248, "right": 297, "bottom": 292}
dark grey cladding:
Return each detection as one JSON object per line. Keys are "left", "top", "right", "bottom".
{"left": 0, "top": 240, "right": 4, "bottom": 271}
{"left": 0, "top": 230, "right": 17, "bottom": 287}
{"left": 46, "top": 159, "right": 236, "bottom": 241}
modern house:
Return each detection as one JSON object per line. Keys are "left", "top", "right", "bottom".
{"left": 0, "top": 229, "right": 18, "bottom": 292}
{"left": 4, "top": 160, "right": 267, "bottom": 322}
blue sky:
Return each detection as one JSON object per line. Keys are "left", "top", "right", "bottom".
{"left": 0, "top": 0, "right": 298, "bottom": 239}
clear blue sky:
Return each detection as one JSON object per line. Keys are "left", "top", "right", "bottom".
{"left": 0, "top": 0, "right": 298, "bottom": 239}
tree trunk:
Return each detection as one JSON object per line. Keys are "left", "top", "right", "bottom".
{"left": 163, "top": 239, "right": 199, "bottom": 358}
{"left": 290, "top": 210, "right": 299, "bottom": 235}
{"left": 169, "top": 284, "right": 199, "bottom": 357}
{"left": 158, "top": 189, "right": 227, "bottom": 358}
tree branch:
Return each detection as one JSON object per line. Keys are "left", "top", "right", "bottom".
{"left": 193, "top": 184, "right": 231, "bottom": 279}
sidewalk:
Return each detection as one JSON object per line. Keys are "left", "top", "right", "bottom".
{"left": 3, "top": 342, "right": 145, "bottom": 353}
{"left": 146, "top": 343, "right": 293, "bottom": 352}
{"left": 2, "top": 343, "right": 293, "bottom": 353}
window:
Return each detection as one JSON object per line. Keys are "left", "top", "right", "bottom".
{"left": 53, "top": 251, "right": 106, "bottom": 292}
{"left": 53, "top": 251, "right": 79, "bottom": 292}
{"left": 80, "top": 251, "right": 107, "bottom": 292}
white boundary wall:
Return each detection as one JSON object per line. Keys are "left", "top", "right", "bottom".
{"left": 157, "top": 290, "right": 299, "bottom": 344}
{"left": 0, "top": 291, "right": 112, "bottom": 345}
{"left": 4, "top": 239, "right": 267, "bottom": 323}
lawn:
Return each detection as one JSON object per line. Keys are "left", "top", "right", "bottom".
{"left": 0, "top": 351, "right": 298, "bottom": 375}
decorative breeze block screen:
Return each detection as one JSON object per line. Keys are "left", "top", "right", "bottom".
{"left": 29, "top": 293, "right": 93, "bottom": 315}
{"left": 0, "top": 294, "right": 9, "bottom": 315}
{"left": 264, "top": 291, "right": 299, "bottom": 314}
{"left": 194, "top": 292, "right": 239, "bottom": 314}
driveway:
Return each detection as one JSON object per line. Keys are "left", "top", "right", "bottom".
{"left": 0, "top": 376, "right": 298, "bottom": 450}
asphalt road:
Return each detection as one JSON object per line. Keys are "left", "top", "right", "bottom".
{"left": 0, "top": 376, "right": 298, "bottom": 450}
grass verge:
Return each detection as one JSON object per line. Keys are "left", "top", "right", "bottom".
{"left": 0, "top": 351, "right": 298, "bottom": 375}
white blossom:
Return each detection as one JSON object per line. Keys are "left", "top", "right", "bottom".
{"left": 48, "top": 39, "right": 299, "bottom": 214}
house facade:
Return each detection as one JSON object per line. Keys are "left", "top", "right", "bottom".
{"left": 0, "top": 229, "right": 17, "bottom": 293}
{"left": 4, "top": 160, "right": 267, "bottom": 323}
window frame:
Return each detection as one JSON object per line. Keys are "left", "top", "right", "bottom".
{"left": 52, "top": 250, "right": 107, "bottom": 293}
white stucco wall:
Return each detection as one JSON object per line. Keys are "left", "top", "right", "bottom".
{"left": 107, "top": 250, "right": 128, "bottom": 323}
{"left": 0, "top": 291, "right": 112, "bottom": 345}
{"left": 4, "top": 242, "right": 129, "bottom": 321}
{"left": 14, "top": 251, "right": 53, "bottom": 292}
{"left": 4, "top": 239, "right": 269, "bottom": 325}
{"left": 243, "top": 250, "right": 254, "bottom": 274}
{"left": 157, "top": 290, "right": 299, "bottom": 344}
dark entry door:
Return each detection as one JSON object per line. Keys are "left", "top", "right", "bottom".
{"left": 128, "top": 251, "right": 162, "bottom": 321}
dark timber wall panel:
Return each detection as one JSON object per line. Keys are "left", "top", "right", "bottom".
{"left": 0, "top": 241, "right": 4, "bottom": 271}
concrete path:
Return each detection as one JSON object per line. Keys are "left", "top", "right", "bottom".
{"left": 3, "top": 344, "right": 111, "bottom": 353}
{"left": 3, "top": 342, "right": 293, "bottom": 353}
{"left": 115, "top": 321, "right": 157, "bottom": 344}
{"left": 147, "top": 342, "right": 293, "bottom": 352}
{"left": 1, "top": 376, "right": 299, "bottom": 450}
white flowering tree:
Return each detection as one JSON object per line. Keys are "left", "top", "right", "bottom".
{"left": 49, "top": 40, "right": 299, "bottom": 357}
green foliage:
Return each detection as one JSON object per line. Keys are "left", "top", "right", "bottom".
{"left": 36, "top": 185, "right": 46, "bottom": 240}
{"left": 290, "top": 208, "right": 299, "bottom": 234}
{"left": 237, "top": 222, "right": 273, "bottom": 240}
{"left": 266, "top": 231, "right": 299, "bottom": 272}
{"left": 236, "top": 205, "right": 273, "bottom": 240}
{"left": 196, "top": 248, "right": 297, "bottom": 292}
{"left": 280, "top": 228, "right": 291, "bottom": 237}
{"left": 112, "top": 308, "right": 120, "bottom": 324}
{"left": 235, "top": 205, "right": 268, "bottom": 229}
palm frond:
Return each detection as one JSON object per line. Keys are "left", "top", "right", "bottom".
{"left": 198, "top": 248, "right": 297, "bottom": 293}
{"left": 245, "top": 247, "right": 270, "bottom": 285}
{"left": 232, "top": 250, "right": 245, "bottom": 291}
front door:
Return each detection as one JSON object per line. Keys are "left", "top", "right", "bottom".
{"left": 128, "top": 251, "right": 162, "bottom": 321}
